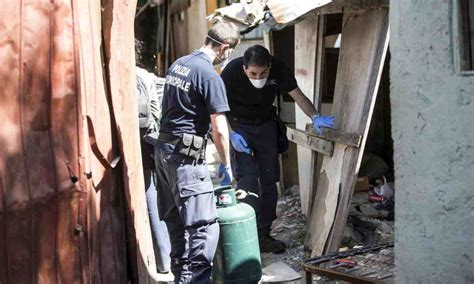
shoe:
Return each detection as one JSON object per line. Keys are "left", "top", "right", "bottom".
{"left": 259, "top": 234, "right": 286, "bottom": 253}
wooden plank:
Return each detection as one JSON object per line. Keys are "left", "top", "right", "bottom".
{"left": 294, "top": 16, "right": 325, "bottom": 216}
{"left": 325, "top": 8, "right": 389, "bottom": 254}
{"left": 294, "top": 16, "right": 318, "bottom": 216}
{"left": 469, "top": 0, "right": 474, "bottom": 69}
{"left": 305, "top": 123, "right": 362, "bottom": 147}
{"left": 101, "top": 0, "right": 157, "bottom": 281}
{"left": 308, "top": 8, "right": 389, "bottom": 256}
{"left": 308, "top": 16, "right": 325, "bottom": 219}
{"left": 205, "top": 0, "right": 218, "bottom": 28}
{"left": 263, "top": 31, "right": 274, "bottom": 54}
{"left": 307, "top": 143, "right": 347, "bottom": 256}
{"left": 460, "top": 0, "right": 472, "bottom": 70}
{"left": 170, "top": 0, "right": 190, "bottom": 14}
{"left": 171, "top": 10, "right": 189, "bottom": 59}
{"left": 287, "top": 127, "right": 334, "bottom": 156}
{"left": 187, "top": 0, "right": 208, "bottom": 50}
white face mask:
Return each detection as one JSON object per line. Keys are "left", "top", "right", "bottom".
{"left": 215, "top": 56, "right": 230, "bottom": 68}
{"left": 213, "top": 47, "right": 232, "bottom": 67}
{"left": 249, "top": 78, "right": 267, "bottom": 89}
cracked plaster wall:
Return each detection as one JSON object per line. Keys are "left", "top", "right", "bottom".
{"left": 390, "top": 1, "right": 474, "bottom": 282}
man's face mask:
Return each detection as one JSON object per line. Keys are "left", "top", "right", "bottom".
{"left": 249, "top": 78, "right": 267, "bottom": 89}
{"left": 207, "top": 36, "right": 233, "bottom": 66}
{"left": 214, "top": 47, "right": 232, "bottom": 67}
{"left": 243, "top": 64, "right": 271, "bottom": 89}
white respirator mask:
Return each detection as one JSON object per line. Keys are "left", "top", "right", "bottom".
{"left": 249, "top": 78, "right": 267, "bottom": 89}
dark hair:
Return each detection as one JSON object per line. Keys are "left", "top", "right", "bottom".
{"left": 243, "top": 45, "right": 271, "bottom": 68}
{"left": 204, "top": 21, "right": 240, "bottom": 48}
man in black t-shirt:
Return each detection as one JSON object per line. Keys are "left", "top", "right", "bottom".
{"left": 221, "top": 45, "right": 335, "bottom": 253}
{"left": 155, "top": 22, "right": 239, "bottom": 283}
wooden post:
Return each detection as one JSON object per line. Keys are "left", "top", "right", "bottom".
{"left": 205, "top": 0, "right": 218, "bottom": 27}
{"left": 294, "top": 15, "right": 325, "bottom": 216}
{"left": 307, "top": 8, "right": 390, "bottom": 256}
{"left": 187, "top": 0, "right": 209, "bottom": 51}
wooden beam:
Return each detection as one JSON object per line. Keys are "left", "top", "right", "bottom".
{"left": 307, "top": 8, "right": 389, "bottom": 256}
{"left": 205, "top": 0, "right": 218, "bottom": 28}
{"left": 287, "top": 127, "right": 334, "bottom": 156}
{"left": 325, "top": 7, "right": 390, "bottom": 254}
{"left": 187, "top": 0, "right": 209, "bottom": 51}
{"left": 305, "top": 124, "right": 362, "bottom": 147}
{"left": 294, "top": 15, "right": 325, "bottom": 216}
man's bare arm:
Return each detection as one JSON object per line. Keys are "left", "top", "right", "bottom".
{"left": 288, "top": 87, "right": 318, "bottom": 118}
{"left": 210, "top": 113, "right": 231, "bottom": 166}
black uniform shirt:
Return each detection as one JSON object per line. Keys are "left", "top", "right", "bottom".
{"left": 160, "top": 50, "right": 230, "bottom": 137}
{"left": 220, "top": 57, "right": 298, "bottom": 120}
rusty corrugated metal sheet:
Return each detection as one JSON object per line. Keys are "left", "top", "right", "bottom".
{"left": 0, "top": 1, "right": 86, "bottom": 282}
{"left": 73, "top": 0, "right": 129, "bottom": 282}
{"left": 0, "top": 0, "right": 151, "bottom": 282}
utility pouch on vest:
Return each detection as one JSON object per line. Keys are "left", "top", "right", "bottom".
{"left": 178, "top": 133, "right": 206, "bottom": 160}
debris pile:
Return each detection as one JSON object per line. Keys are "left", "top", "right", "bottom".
{"left": 263, "top": 179, "right": 394, "bottom": 275}
{"left": 261, "top": 185, "right": 309, "bottom": 271}
{"left": 342, "top": 176, "right": 395, "bottom": 248}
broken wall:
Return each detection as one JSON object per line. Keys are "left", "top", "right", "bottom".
{"left": 391, "top": 1, "right": 474, "bottom": 282}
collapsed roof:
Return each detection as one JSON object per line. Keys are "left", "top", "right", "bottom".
{"left": 208, "top": 0, "right": 388, "bottom": 32}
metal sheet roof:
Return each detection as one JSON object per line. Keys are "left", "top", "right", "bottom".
{"left": 267, "top": 0, "right": 333, "bottom": 24}
{"left": 208, "top": 0, "right": 389, "bottom": 31}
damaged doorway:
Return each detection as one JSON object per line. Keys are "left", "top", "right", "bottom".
{"left": 266, "top": 10, "right": 394, "bottom": 280}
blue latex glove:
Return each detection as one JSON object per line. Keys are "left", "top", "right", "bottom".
{"left": 230, "top": 132, "right": 251, "bottom": 154}
{"left": 218, "top": 163, "right": 233, "bottom": 186}
{"left": 313, "top": 114, "right": 336, "bottom": 134}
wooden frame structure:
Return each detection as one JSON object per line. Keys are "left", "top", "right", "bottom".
{"left": 290, "top": 3, "right": 390, "bottom": 256}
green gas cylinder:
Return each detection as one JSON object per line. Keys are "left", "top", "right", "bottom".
{"left": 213, "top": 186, "right": 262, "bottom": 284}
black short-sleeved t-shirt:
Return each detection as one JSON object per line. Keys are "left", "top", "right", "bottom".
{"left": 159, "top": 50, "right": 230, "bottom": 137}
{"left": 220, "top": 57, "right": 298, "bottom": 120}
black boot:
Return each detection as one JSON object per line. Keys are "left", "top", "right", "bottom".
{"left": 259, "top": 233, "right": 286, "bottom": 254}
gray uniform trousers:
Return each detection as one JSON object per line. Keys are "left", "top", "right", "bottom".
{"left": 154, "top": 141, "right": 219, "bottom": 284}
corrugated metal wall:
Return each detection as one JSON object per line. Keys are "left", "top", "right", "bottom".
{"left": 0, "top": 0, "right": 152, "bottom": 282}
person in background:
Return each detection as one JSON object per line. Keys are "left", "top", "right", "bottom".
{"left": 154, "top": 22, "right": 240, "bottom": 283}
{"left": 220, "top": 45, "right": 335, "bottom": 253}
{"left": 135, "top": 39, "right": 172, "bottom": 276}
